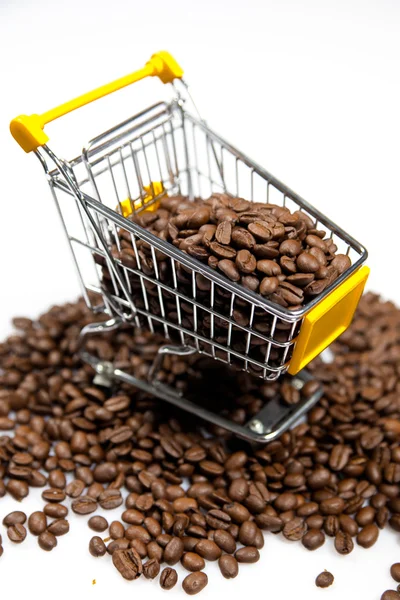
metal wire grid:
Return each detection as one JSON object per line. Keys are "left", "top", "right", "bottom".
{"left": 40, "top": 100, "right": 367, "bottom": 380}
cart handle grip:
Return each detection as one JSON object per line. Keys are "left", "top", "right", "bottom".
{"left": 10, "top": 51, "right": 183, "bottom": 153}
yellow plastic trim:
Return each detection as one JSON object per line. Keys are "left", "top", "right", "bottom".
{"left": 288, "top": 265, "right": 370, "bottom": 375}
{"left": 10, "top": 51, "right": 183, "bottom": 153}
{"left": 119, "top": 182, "right": 165, "bottom": 218}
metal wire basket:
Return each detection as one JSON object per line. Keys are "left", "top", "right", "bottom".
{"left": 10, "top": 51, "right": 369, "bottom": 442}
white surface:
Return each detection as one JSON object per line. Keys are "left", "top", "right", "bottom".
{"left": 1, "top": 0, "right": 400, "bottom": 598}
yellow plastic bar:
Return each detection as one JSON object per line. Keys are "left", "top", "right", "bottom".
{"left": 288, "top": 265, "right": 370, "bottom": 375}
{"left": 119, "top": 182, "right": 165, "bottom": 218}
{"left": 10, "top": 51, "right": 183, "bottom": 153}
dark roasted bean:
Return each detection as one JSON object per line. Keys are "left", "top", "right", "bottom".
{"left": 89, "top": 536, "right": 107, "bottom": 557}
{"left": 28, "top": 511, "right": 47, "bottom": 535}
{"left": 316, "top": 571, "right": 334, "bottom": 588}
{"left": 38, "top": 531, "right": 57, "bottom": 551}
{"left": 88, "top": 515, "right": 108, "bottom": 532}
{"left": 7, "top": 524, "right": 27, "bottom": 543}
{"left": 160, "top": 567, "right": 178, "bottom": 590}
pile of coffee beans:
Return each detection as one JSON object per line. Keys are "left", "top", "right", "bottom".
{"left": 128, "top": 193, "right": 351, "bottom": 307}
{"left": 99, "top": 193, "right": 353, "bottom": 374}
{"left": 0, "top": 291, "right": 400, "bottom": 595}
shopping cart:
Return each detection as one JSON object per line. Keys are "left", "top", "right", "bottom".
{"left": 10, "top": 51, "right": 369, "bottom": 442}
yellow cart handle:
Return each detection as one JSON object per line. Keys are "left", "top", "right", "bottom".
{"left": 10, "top": 51, "right": 183, "bottom": 153}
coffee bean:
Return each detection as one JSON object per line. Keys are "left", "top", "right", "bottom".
{"left": 3, "top": 511, "right": 27, "bottom": 526}
{"left": 381, "top": 592, "right": 400, "bottom": 600}
{"left": 143, "top": 558, "right": 160, "bottom": 579}
{"left": 48, "top": 469, "right": 66, "bottom": 489}
{"left": 7, "top": 524, "right": 27, "bottom": 543}
{"left": 334, "top": 530, "right": 354, "bottom": 555}
{"left": 89, "top": 536, "right": 107, "bottom": 557}
{"left": 296, "top": 252, "right": 320, "bottom": 273}
{"left": 283, "top": 517, "right": 307, "bottom": 541}
{"left": 315, "top": 571, "right": 334, "bottom": 588}
{"left": 112, "top": 547, "right": 142, "bottom": 580}
{"left": 98, "top": 489, "right": 122, "bottom": 510}
{"left": 48, "top": 519, "right": 69, "bottom": 536}
{"left": 320, "top": 497, "right": 346, "bottom": 515}
{"left": 42, "top": 488, "right": 66, "bottom": 503}
{"left": 164, "top": 536, "right": 184, "bottom": 565}
{"left": 235, "top": 546, "right": 260, "bottom": 563}
{"left": 43, "top": 504, "right": 68, "bottom": 519}
{"left": 181, "top": 552, "right": 206, "bottom": 572}
{"left": 6, "top": 480, "right": 29, "bottom": 500}
{"left": 66, "top": 479, "right": 85, "bottom": 498}
{"left": 356, "top": 523, "right": 379, "bottom": 548}
{"left": 218, "top": 554, "right": 239, "bottom": 579}
{"left": 109, "top": 520, "right": 124, "bottom": 540}
{"left": 125, "top": 525, "right": 151, "bottom": 544}
{"left": 160, "top": 567, "right": 178, "bottom": 590}
{"left": 38, "top": 531, "right": 57, "bottom": 551}
{"left": 182, "top": 571, "right": 208, "bottom": 596}
{"left": 213, "top": 529, "right": 236, "bottom": 554}
{"left": 88, "top": 516, "right": 108, "bottom": 532}
{"left": 71, "top": 496, "right": 98, "bottom": 515}
{"left": 391, "top": 564, "right": 400, "bottom": 583}
{"left": 28, "top": 511, "right": 47, "bottom": 535}
{"left": 238, "top": 520, "right": 258, "bottom": 546}
{"left": 339, "top": 515, "right": 358, "bottom": 536}
{"left": 302, "top": 528, "right": 325, "bottom": 550}
{"left": 215, "top": 221, "right": 232, "bottom": 245}
{"left": 195, "top": 539, "right": 222, "bottom": 561}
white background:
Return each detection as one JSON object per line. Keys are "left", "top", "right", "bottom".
{"left": 1, "top": 0, "right": 400, "bottom": 598}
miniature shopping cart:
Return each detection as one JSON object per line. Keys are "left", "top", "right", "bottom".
{"left": 10, "top": 51, "right": 369, "bottom": 442}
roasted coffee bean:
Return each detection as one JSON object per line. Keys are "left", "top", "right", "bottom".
{"left": 6, "top": 480, "right": 29, "bottom": 500}
{"left": 334, "top": 530, "right": 354, "bottom": 555}
{"left": 164, "top": 536, "right": 185, "bottom": 565}
{"left": 89, "top": 536, "right": 107, "bottom": 557}
{"left": 238, "top": 520, "right": 258, "bottom": 546}
{"left": 47, "top": 519, "right": 69, "bottom": 536}
{"left": 43, "top": 504, "right": 68, "bottom": 519}
{"left": 3, "top": 511, "right": 27, "bottom": 526}
{"left": 357, "top": 524, "right": 379, "bottom": 548}
{"left": 381, "top": 592, "right": 400, "bottom": 600}
{"left": 182, "top": 571, "right": 208, "bottom": 596}
{"left": 316, "top": 571, "right": 334, "bottom": 588}
{"left": 302, "top": 528, "right": 325, "bottom": 550}
{"left": 320, "top": 497, "right": 345, "bottom": 515}
{"left": 218, "top": 554, "right": 239, "bottom": 579}
{"left": 109, "top": 521, "right": 125, "bottom": 540}
{"left": 339, "top": 515, "right": 359, "bottom": 536}
{"left": 235, "top": 546, "right": 260, "bottom": 563}
{"left": 195, "top": 539, "right": 222, "bottom": 561}
{"left": 38, "top": 531, "right": 57, "bottom": 551}
{"left": 283, "top": 517, "right": 307, "bottom": 541}
{"left": 143, "top": 558, "right": 160, "bottom": 579}
{"left": 213, "top": 529, "right": 236, "bottom": 554}
{"left": 99, "top": 489, "right": 122, "bottom": 510}
{"left": 7, "top": 523, "right": 27, "bottom": 543}
{"left": 28, "top": 511, "right": 47, "bottom": 535}
{"left": 181, "top": 552, "right": 206, "bottom": 572}
{"left": 42, "top": 488, "right": 66, "bottom": 503}
{"left": 88, "top": 515, "right": 108, "bottom": 532}
{"left": 158, "top": 566, "right": 178, "bottom": 590}
{"left": 71, "top": 496, "right": 97, "bottom": 515}
{"left": 112, "top": 548, "right": 142, "bottom": 580}
{"left": 125, "top": 525, "right": 151, "bottom": 544}
{"left": 391, "top": 564, "right": 400, "bottom": 583}
{"left": 66, "top": 479, "right": 85, "bottom": 498}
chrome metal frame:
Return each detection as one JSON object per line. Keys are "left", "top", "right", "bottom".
{"left": 32, "top": 86, "right": 367, "bottom": 442}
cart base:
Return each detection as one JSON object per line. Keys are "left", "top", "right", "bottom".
{"left": 78, "top": 318, "right": 323, "bottom": 444}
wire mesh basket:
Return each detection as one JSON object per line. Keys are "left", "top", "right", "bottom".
{"left": 10, "top": 51, "right": 369, "bottom": 442}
